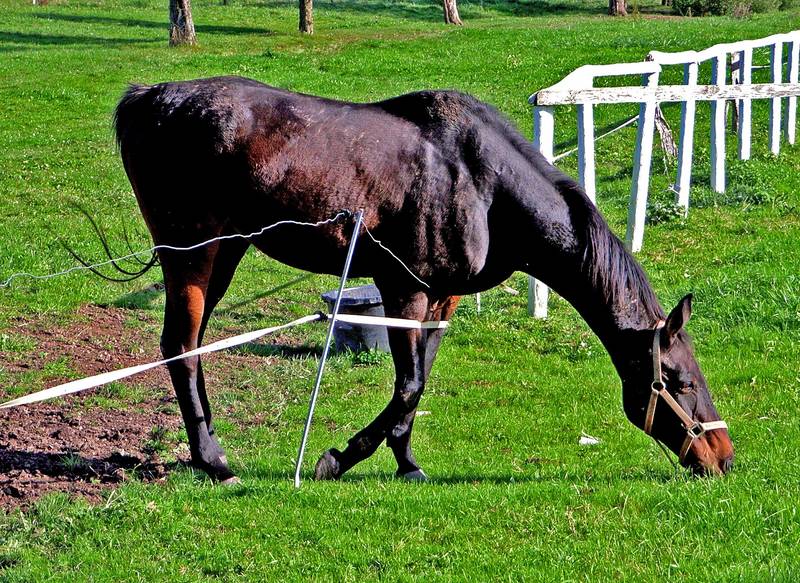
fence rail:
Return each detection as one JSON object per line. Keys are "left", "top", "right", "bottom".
{"left": 528, "top": 30, "right": 800, "bottom": 318}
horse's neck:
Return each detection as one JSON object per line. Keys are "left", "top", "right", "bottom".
{"left": 558, "top": 274, "right": 652, "bottom": 371}
{"left": 526, "top": 183, "right": 662, "bottom": 366}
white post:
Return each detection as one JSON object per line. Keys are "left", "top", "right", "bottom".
{"left": 786, "top": 40, "right": 799, "bottom": 145}
{"left": 294, "top": 210, "right": 364, "bottom": 488}
{"left": 769, "top": 42, "right": 784, "bottom": 155}
{"left": 625, "top": 71, "right": 659, "bottom": 253}
{"left": 529, "top": 105, "right": 555, "bottom": 318}
{"left": 675, "top": 62, "right": 698, "bottom": 211}
{"left": 533, "top": 105, "right": 555, "bottom": 168}
{"left": 710, "top": 55, "right": 727, "bottom": 193}
{"left": 577, "top": 103, "right": 596, "bottom": 203}
{"left": 738, "top": 48, "right": 753, "bottom": 161}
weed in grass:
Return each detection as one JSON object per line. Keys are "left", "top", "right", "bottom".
{"left": 155, "top": 401, "right": 180, "bottom": 416}
{"left": 144, "top": 425, "right": 170, "bottom": 456}
{"left": 94, "top": 381, "right": 132, "bottom": 400}
{"left": 59, "top": 452, "right": 88, "bottom": 473}
{"left": 351, "top": 348, "right": 392, "bottom": 367}
{"left": 0, "top": 333, "right": 35, "bottom": 353}
{"left": 647, "top": 196, "right": 687, "bottom": 225}
{"left": 39, "top": 357, "right": 77, "bottom": 383}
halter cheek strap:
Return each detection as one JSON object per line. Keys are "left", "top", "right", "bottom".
{"left": 644, "top": 323, "right": 728, "bottom": 463}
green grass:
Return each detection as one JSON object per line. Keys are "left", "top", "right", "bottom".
{"left": 2, "top": 0, "right": 800, "bottom": 579}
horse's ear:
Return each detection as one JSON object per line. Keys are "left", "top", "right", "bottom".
{"left": 664, "top": 293, "right": 693, "bottom": 345}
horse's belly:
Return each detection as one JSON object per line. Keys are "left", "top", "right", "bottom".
{"left": 247, "top": 231, "right": 373, "bottom": 278}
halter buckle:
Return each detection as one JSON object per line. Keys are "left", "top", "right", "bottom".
{"left": 686, "top": 421, "right": 705, "bottom": 439}
{"left": 650, "top": 380, "right": 664, "bottom": 394}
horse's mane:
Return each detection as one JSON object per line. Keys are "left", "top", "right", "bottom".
{"left": 563, "top": 179, "right": 665, "bottom": 322}
{"left": 461, "top": 94, "right": 665, "bottom": 323}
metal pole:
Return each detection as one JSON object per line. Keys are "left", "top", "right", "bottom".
{"left": 293, "top": 209, "right": 364, "bottom": 488}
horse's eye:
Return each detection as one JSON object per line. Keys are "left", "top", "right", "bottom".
{"left": 679, "top": 382, "right": 695, "bottom": 394}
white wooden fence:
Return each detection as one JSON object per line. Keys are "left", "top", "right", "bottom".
{"left": 528, "top": 30, "right": 800, "bottom": 318}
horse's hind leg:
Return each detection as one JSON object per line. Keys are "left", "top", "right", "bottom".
{"left": 160, "top": 241, "right": 237, "bottom": 483}
{"left": 195, "top": 237, "right": 250, "bottom": 460}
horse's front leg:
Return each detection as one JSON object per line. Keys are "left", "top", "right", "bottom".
{"left": 314, "top": 291, "right": 429, "bottom": 480}
{"left": 385, "top": 296, "right": 460, "bottom": 480}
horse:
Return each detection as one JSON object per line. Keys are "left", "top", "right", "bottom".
{"left": 112, "top": 76, "right": 734, "bottom": 484}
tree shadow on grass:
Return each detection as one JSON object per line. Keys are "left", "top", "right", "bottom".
{"left": 33, "top": 12, "right": 275, "bottom": 37}
{"left": 0, "top": 30, "right": 156, "bottom": 48}
{"left": 254, "top": 0, "right": 604, "bottom": 20}
{"left": 473, "top": 0, "right": 606, "bottom": 17}
{"left": 254, "top": 0, "right": 444, "bottom": 22}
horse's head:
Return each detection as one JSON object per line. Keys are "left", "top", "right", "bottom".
{"left": 621, "top": 294, "right": 734, "bottom": 476}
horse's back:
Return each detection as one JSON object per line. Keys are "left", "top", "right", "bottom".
{"left": 115, "top": 77, "right": 294, "bottom": 158}
{"left": 114, "top": 77, "right": 430, "bottom": 272}
{"left": 113, "top": 77, "right": 522, "bottom": 286}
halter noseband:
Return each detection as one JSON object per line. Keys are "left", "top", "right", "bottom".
{"left": 644, "top": 323, "right": 728, "bottom": 463}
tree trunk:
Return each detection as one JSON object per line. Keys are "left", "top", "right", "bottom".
{"left": 169, "top": 0, "right": 197, "bottom": 46}
{"left": 443, "top": 0, "right": 463, "bottom": 25}
{"left": 608, "top": 0, "right": 627, "bottom": 15}
{"left": 299, "top": 0, "right": 314, "bottom": 34}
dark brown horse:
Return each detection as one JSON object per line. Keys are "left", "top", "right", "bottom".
{"left": 113, "top": 76, "right": 733, "bottom": 484}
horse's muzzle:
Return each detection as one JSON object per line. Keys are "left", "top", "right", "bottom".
{"left": 688, "top": 430, "right": 734, "bottom": 476}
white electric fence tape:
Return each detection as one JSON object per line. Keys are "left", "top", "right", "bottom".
{"left": 0, "top": 313, "right": 447, "bottom": 410}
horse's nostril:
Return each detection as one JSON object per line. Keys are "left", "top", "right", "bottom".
{"left": 720, "top": 455, "right": 734, "bottom": 474}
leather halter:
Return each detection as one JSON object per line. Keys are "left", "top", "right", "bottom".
{"left": 644, "top": 323, "right": 728, "bottom": 463}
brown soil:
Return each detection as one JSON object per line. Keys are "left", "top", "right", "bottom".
{"left": 0, "top": 304, "right": 273, "bottom": 512}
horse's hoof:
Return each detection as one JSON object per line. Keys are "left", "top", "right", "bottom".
{"left": 314, "top": 449, "right": 341, "bottom": 480}
{"left": 219, "top": 476, "right": 242, "bottom": 487}
{"left": 399, "top": 469, "right": 428, "bottom": 482}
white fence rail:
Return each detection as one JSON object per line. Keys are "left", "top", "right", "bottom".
{"left": 528, "top": 30, "right": 800, "bottom": 318}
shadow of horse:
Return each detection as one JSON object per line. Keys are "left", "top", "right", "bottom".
{"left": 0, "top": 447, "right": 166, "bottom": 483}
{"left": 233, "top": 341, "right": 323, "bottom": 359}
{"left": 243, "top": 466, "right": 680, "bottom": 485}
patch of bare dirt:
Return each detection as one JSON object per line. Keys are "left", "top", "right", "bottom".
{"left": 0, "top": 304, "right": 279, "bottom": 511}
{"left": 0, "top": 402, "right": 180, "bottom": 511}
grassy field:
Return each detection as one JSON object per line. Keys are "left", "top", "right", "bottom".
{"left": 2, "top": 0, "right": 800, "bottom": 579}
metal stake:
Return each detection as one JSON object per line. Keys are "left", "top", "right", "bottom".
{"left": 293, "top": 209, "right": 364, "bottom": 488}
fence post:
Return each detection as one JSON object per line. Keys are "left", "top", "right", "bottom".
{"left": 710, "top": 55, "right": 727, "bottom": 193}
{"left": 738, "top": 48, "right": 753, "bottom": 160}
{"left": 675, "top": 61, "right": 698, "bottom": 211}
{"left": 529, "top": 105, "right": 554, "bottom": 318}
{"left": 625, "top": 70, "right": 659, "bottom": 253}
{"left": 577, "top": 102, "right": 596, "bottom": 203}
{"left": 786, "top": 39, "right": 799, "bottom": 145}
{"left": 769, "top": 42, "right": 784, "bottom": 155}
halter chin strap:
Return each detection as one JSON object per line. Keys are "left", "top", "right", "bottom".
{"left": 644, "top": 322, "right": 728, "bottom": 463}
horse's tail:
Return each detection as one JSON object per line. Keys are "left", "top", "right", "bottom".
{"left": 59, "top": 205, "right": 159, "bottom": 283}
{"left": 62, "top": 84, "right": 162, "bottom": 283}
